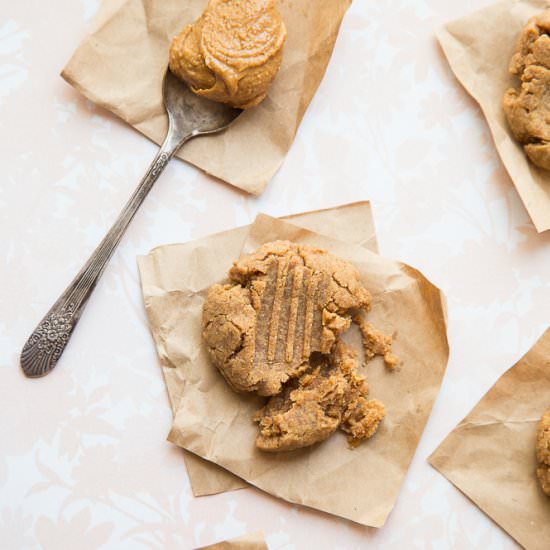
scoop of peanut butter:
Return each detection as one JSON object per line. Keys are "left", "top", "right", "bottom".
{"left": 169, "top": 0, "right": 287, "bottom": 109}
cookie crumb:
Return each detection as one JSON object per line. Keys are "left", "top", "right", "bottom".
{"left": 354, "top": 313, "right": 400, "bottom": 370}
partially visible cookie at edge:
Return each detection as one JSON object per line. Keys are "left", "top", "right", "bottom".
{"left": 503, "top": 9, "right": 550, "bottom": 170}
{"left": 536, "top": 405, "right": 550, "bottom": 496}
{"left": 202, "top": 241, "right": 371, "bottom": 396}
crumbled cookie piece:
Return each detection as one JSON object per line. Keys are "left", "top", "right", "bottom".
{"left": 331, "top": 341, "right": 385, "bottom": 447}
{"left": 341, "top": 398, "right": 385, "bottom": 448}
{"left": 255, "top": 341, "right": 384, "bottom": 451}
{"left": 254, "top": 354, "right": 349, "bottom": 451}
{"left": 536, "top": 406, "right": 550, "bottom": 496}
{"left": 503, "top": 9, "right": 550, "bottom": 169}
{"left": 354, "top": 313, "right": 399, "bottom": 370}
{"left": 203, "top": 241, "right": 371, "bottom": 396}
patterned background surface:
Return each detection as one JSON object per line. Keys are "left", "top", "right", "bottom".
{"left": 2, "top": 0, "right": 550, "bottom": 548}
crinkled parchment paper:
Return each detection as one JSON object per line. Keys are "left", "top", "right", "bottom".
{"left": 61, "top": 0, "right": 352, "bottom": 194}
{"left": 196, "top": 531, "right": 268, "bottom": 550}
{"left": 140, "top": 202, "right": 378, "bottom": 497}
{"left": 429, "top": 327, "right": 550, "bottom": 550}
{"left": 438, "top": 0, "right": 550, "bottom": 232}
{"left": 139, "top": 211, "right": 448, "bottom": 527}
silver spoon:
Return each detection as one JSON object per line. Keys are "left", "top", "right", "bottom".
{"left": 20, "top": 70, "right": 241, "bottom": 378}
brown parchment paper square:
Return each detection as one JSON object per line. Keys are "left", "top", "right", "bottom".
{"left": 196, "top": 531, "right": 268, "bottom": 550}
{"left": 438, "top": 0, "right": 550, "bottom": 233}
{"left": 61, "top": 0, "right": 352, "bottom": 195}
{"left": 429, "top": 328, "right": 550, "bottom": 550}
{"left": 155, "top": 213, "right": 448, "bottom": 527}
{"left": 139, "top": 202, "right": 379, "bottom": 497}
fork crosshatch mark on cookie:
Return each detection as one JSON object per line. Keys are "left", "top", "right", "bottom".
{"left": 202, "top": 241, "right": 371, "bottom": 397}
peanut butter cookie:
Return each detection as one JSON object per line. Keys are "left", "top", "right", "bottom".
{"left": 536, "top": 406, "right": 550, "bottom": 496}
{"left": 203, "top": 241, "right": 371, "bottom": 396}
{"left": 255, "top": 342, "right": 384, "bottom": 451}
{"left": 503, "top": 9, "right": 550, "bottom": 170}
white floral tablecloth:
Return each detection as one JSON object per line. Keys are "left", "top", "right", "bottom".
{"left": 2, "top": 0, "right": 549, "bottom": 548}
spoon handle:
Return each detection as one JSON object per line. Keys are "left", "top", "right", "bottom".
{"left": 20, "top": 130, "right": 189, "bottom": 378}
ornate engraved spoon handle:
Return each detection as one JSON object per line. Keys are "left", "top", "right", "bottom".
{"left": 21, "top": 131, "right": 190, "bottom": 378}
